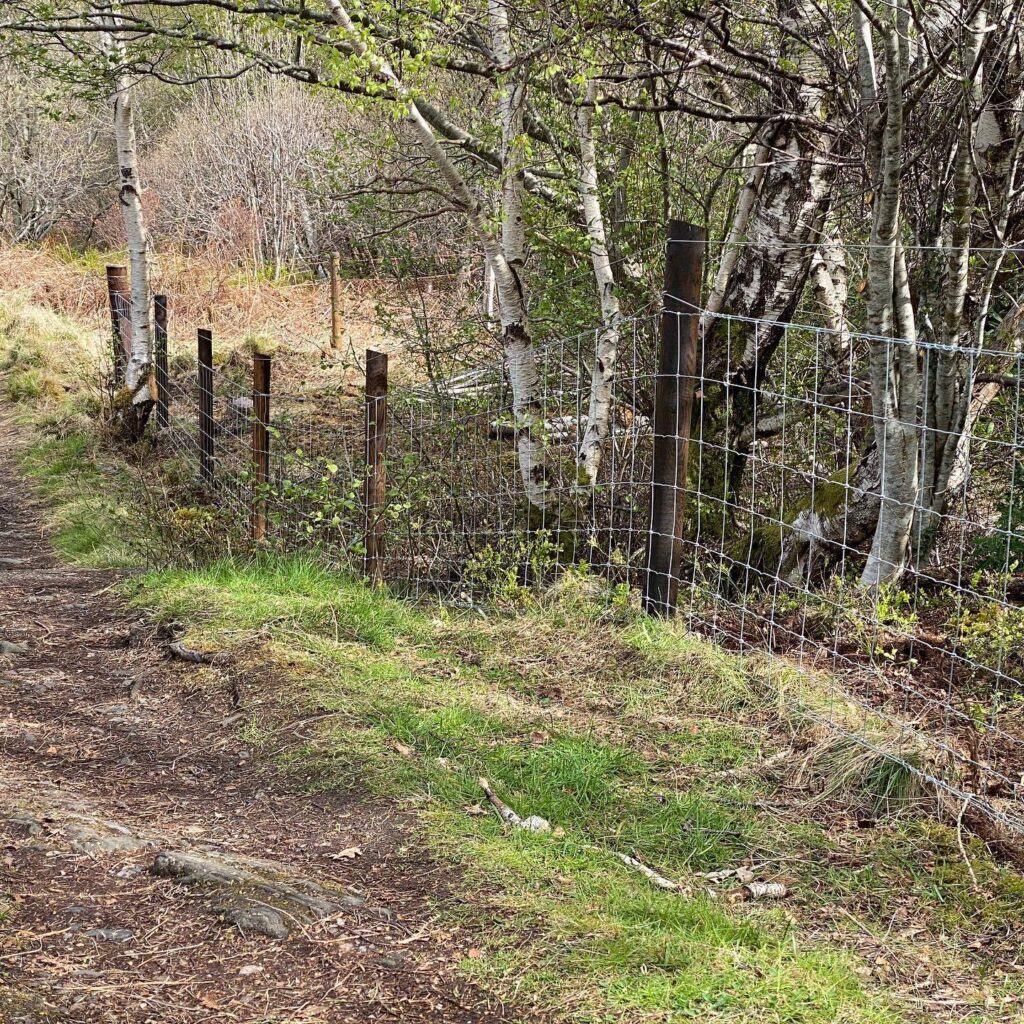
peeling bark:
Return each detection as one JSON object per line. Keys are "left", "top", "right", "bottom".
{"left": 576, "top": 81, "right": 622, "bottom": 486}
{"left": 698, "top": 0, "right": 833, "bottom": 515}
{"left": 488, "top": 0, "right": 550, "bottom": 508}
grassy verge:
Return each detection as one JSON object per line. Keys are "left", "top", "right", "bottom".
{"left": 121, "top": 557, "right": 1023, "bottom": 1024}
{"left": 4, "top": 295, "right": 1024, "bottom": 1023}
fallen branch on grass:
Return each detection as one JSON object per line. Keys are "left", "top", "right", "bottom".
{"left": 476, "top": 779, "right": 790, "bottom": 899}
{"left": 477, "top": 777, "right": 550, "bottom": 832}
{"left": 744, "top": 881, "right": 787, "bottom": 900}
{"left": 610, "top": 851, "right": 680, "bottom": 891}
{"left": 167, "top": 642, "right": 231, "bottom": 666}
{"left": 710, "top": 747, "right": 795, "bottom": 782}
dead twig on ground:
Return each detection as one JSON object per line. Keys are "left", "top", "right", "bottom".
{"left": 477, "top": 777, "right": 550, "bottom": 832}
{"left": 166, "top": 642, "right": 231, "bottom": 666}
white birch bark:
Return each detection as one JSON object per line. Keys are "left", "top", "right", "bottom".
{"left": 810, "top": 235, "right": 851, "bottom": 361}
{"left": 704, "top": 0, "right": 831, "bottom": 374}
{"left": 487, "top": 0, "right": 551, "bottom": 507}
{"left": 861, "top": 23, "right": 919, "bottom": 589}
{"left": 702, "top": 143, "right": 769, "bottom": 324}
{"left": 576, "top": 81, "right": 621, "bottom": 486}
{"left": 102, "top": 9, "right": 154, "bottom": 431}
{"left": 918, "top": 8, "right": 987, "bottom": 540}
{"left": 321, "top": 0, "right": 550, "bottom": 507}
{"left": 700, "top": 0, "right": 833, "bottom": 510}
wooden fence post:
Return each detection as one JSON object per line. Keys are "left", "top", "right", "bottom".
{"left": 642, "top": 220, "right": 706, "bottom": 616}
{"left": 251, "top": 352, "right": 272, "bottom": 541}
{"left": 197, "top": 328, "right": 215, "bottom": 485}
{"left": 105, "top": 265, "right": 131, "bottom": 383}
{"left": 330, "top": 251, "right": 343, "bottom": 350}
{"left": 154, "top": 294, "right": 170, "bottom": 429}
{"left": 363, "top": 349, "right": 388, "bottom": 585}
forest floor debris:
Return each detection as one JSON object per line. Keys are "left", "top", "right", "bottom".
{"left": 0, "top": 429, "right": 518, "bottom": 1024}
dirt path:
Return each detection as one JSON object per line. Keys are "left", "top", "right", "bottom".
{"left": 0, "top": 429, "right": 516, "bottom": 1023}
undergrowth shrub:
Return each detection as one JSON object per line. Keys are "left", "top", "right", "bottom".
{"left": 956, "top": 601, "right": 1024, "bottom": 688}
{"left": 463, "top": 530, "right": 564, "bottom": 607}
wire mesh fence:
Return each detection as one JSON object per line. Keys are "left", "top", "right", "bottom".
{"left": 153, "top": 290, "right": 1024, "bottom": 842}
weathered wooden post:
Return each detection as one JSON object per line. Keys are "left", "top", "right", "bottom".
{"left": 105, "top": 265, "right": 131, "bottom": 383}
{"left": 251, "top": 352, "right": 272, "bottom": 541}
{"left": 330, "top": 251, "right": 344, "bottom": 351}
{"left": 363, "top": 349, "right": 389, "bottom": 585}
{"left": 154, "top": 294, "right": 170, "bottom": 429}
{"left": 642, "top": 220, "right": 706, "bottom": 616}
{"left": 197, "top": 328, "right": 215, "bottom": 485}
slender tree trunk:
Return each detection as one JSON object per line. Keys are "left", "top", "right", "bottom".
{"left": 810, "top": 234, "right": 851, "bottom": 361}
{"left": 916, "top": 8, "right": 988, "bottom": 550}
{"left": 697, "top": 0, "right": 833, "bottom": 516}
{"left": 702, "top": 143, "right": 769, "bottom": 323}
{"left": 488, "top": 0, "right": 551, "bottom": 508}
{"left": 321, "top": 0, "right": 551, "bottom": 507}
{"left": 576, "top": 81, "right": 622, "bottom": 486}
{"left": 103, "top": 12, "right": 155, "bottom": 440}
{"left": 861, "top": 25, "right": 918, "bottom": 588}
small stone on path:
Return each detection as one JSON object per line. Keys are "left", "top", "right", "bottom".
{"left": 83, "top": 928, "right": 134, "bottom": 942}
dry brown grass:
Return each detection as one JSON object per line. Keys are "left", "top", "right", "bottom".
{"left": 0, "top": 244, "right": 462, "bottom": 389}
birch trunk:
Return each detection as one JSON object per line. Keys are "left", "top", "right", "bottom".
{"left": 702, "top": 143, "right": 769, "bottom": 323}
{"left": 916, "top": 9, "right": 990, "bottom": 549}
{"left": 488, "top": 0, "right": 551, "bottom": 508}
{"left": 861, "top": 24, "right": 919, "bottom": 588}
{"left": 698, "top": 0, "right": 833, "bottom": 511}
{"left": 322, "top": 0, "right": 550, "bottom": 507}
{"left": 576, "top": 81, "right": 621, "bottom": 486}
{"left": 103, "top": 12, "right": 155, "bottom": 440}
{"left": 810, "top": 235, "right": 852, "bottom": 362}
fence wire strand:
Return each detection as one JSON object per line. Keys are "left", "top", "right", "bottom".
{"left": 156, "top": 300, "right": 1024, "bottom": 840}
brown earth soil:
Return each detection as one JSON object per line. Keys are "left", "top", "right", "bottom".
{"left": 0, "top": 424, "right": 519, "bottom": 1024}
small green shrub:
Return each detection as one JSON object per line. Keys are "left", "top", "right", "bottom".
{"left": 957, "top": 601, "right": 1024, "bottom": 684}
{"left": 824, "top": 577, "right": 918, "bottom": 663}
{"left": 463, "top": 530, "right": 563, "bottom": 607}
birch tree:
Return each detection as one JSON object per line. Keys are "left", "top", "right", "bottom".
{"left": 101, "top": 6, "right": 155, "bottom": 440}
{"left": 687, "top": 0, "right": 834, "bottom": 512}
{"left": 320, "top": 0, "right": 551, "bottom": 508}
{"left": 915, "top": 6, "right": 1020, "bottom": 551}
{"left": 859, "top": 15, "right": 918, "bottom": 588}
{"left": 576, "top": 80, "right": 622, "bottom": 486}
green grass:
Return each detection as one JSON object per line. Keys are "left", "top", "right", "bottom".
{"left": 16, "top": 432, "right": 141, "bottom": 567}
{"left": 0, "top": 293, "right": 134, "bottom": 566}
{"left": 133, "top": 557, "right": 428, "bottom": 648}
{"left": 121, "top": 557, "right": 1024, "bottom": 1023}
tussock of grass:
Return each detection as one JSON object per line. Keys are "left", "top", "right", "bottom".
{"left": 16, "top": 433, "right": 140, "bottom": 567}
{"left": 131, "top": 557, "right": 427, "bottom": 649}
{"left": 0, "top": 293, "right": 103, "bottom": 406}
{"left": 0, "top": 294, "right": 131, "bottom": 565}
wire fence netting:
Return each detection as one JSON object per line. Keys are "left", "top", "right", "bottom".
{"left": 157, "top": 303, "right": 1024, "bottom": 839}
